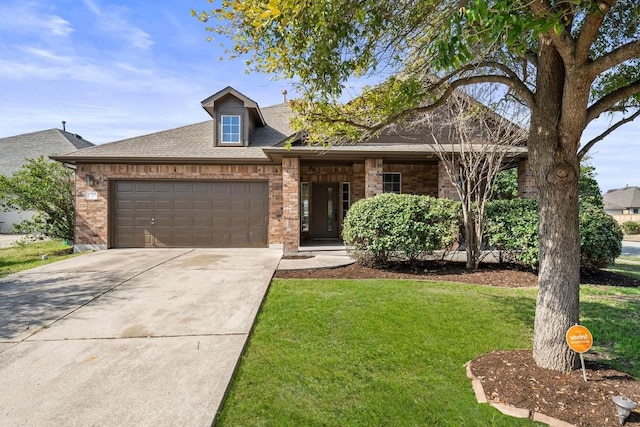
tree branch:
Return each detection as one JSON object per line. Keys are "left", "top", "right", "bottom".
{"left": 586, "top": 79, "right": 640, "bottom": 122}
{"left": 587, "top": 39, "right": 640, "bottom": 78}
{"left": 574, "top": 0, "right": 613, "bottom": 63}
{"left": 430, "top": 62, "right": 536, "bottom": 108}
{"left": 308, "top": 73, "right": 535, "bottom": 135}
{"left": 578, "top": 108, "right": 640, "bottom": 159}
{"left": 528, "top": 0, "right": 575, "bottom": 62}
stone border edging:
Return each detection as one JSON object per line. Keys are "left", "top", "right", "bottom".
{"left": 465, "top": 360, "right": 577, "bottom": 427}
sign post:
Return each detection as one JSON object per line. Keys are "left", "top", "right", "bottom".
{"left": 566, "top": 324, "right": 593, "bottom": 382}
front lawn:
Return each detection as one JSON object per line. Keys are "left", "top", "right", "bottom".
{"left": 0, "top": 239, "right": 78, "bottom": 278}
{"left": 218, "top": 279, "right": 540, "bottom": 426}
{"left": 218, "top": 278, "right": 640, "bottom": 426}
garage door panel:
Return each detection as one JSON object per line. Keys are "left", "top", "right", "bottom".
{"left": 113, "top": 180, "right": 268, "bottom": 248}
{"left": 155, "top": 183, "right": 175, "bottom": 193}
{"left": 134, "top": 183, "right": 155, "bottom": 192}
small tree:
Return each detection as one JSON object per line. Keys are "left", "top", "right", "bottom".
{"left": 0, "top": 156, "right": 75, "bottom": 240}
{"left": 404, "top": 92, "right": 526, "bottom": 269}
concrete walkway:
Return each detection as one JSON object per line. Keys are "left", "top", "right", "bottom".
{"left": 0, "top": 248, "right": 281, "bottom": 426}
{"left": 278, "top": 243, "right": 355, "bottom": 270}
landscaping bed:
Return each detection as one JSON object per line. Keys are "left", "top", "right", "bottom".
{"left": 275, "top": 260, "right": 640, "bottom": 288}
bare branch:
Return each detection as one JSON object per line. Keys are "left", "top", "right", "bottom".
{"left": 578, "top": 108, "right": 640, "bottom": 159}
{"left": 587, "top": 79, "right": 640, "bottom": 123}
{"left": 401, "top": 91, "right": 527, "bottom": 269}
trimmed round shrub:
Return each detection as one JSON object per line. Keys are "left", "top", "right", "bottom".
{"left": 342, "top": 193, "right": 460, "bottom": 265}
{"left": 621, "top": 221, "right": 640, "bottom": 235}
{"left": 580, "top": 205, "right": 623, "bottom": 268}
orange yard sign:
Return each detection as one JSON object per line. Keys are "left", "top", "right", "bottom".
{"left": 566, "top": 325, "right": 593, "bottom": 353}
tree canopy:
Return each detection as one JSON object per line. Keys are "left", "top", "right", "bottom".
{"left": 196, "top": 0, "right": 640, "bottom": 373}
{"left": 198, "top": 0, "right": 640, "bottom": 143}
{"left": 0, "top": 156, "right": 75, "bottom": 240}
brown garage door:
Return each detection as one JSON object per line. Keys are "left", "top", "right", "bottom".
{"left": 112, "top": 180, "right": 268, "bottom": 248}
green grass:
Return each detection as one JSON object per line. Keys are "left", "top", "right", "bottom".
{"left": 219, "top": 279, "right": 540, "bottom": 426}
{"left": 219, "top": 278, "right": 640, "bottom": 426}
{"left": 581, "top": 284, "right": 640, "bottom": 376}
{"left": 616, "top": 255, "right": 640, "bottom": 263}
{"left": 607, "top": 260, "right": 640, "bottom": 280}
{"left": 0, "top": 239, "right": 79, "bottom": 278}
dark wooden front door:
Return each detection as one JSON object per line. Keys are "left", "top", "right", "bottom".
{"left": 311, "top": 182, "right": 339, "bottom": 239}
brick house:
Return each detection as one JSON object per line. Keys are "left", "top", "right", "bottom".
{"left": 53, "top": 86, "right": 536, "bottom": 254}
{"left": 603, "top": 186, "right": 640, "bottom": 224}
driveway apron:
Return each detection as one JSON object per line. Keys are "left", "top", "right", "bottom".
{"left": 0, "top": 248, "right": 281, "bottom": 426}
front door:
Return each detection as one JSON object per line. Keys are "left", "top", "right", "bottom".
{"left": 311, "top": 182, "right": 339, "bottom": 239}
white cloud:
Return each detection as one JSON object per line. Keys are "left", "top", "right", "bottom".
{"left": 83, "top": 0, "right": 154, "bottom": 50}
{"left": 43, "top": 15, "right": 74, "bottom": 37}
{"left": 22, "top": 46, "right": 72, "bottom": 63}
{"left": 0, "top": 1, "right": 73, "bottom": 38}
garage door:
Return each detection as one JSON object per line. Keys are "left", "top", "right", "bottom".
{"left": 112, "top": 181, "right": 268, "bottom": 248}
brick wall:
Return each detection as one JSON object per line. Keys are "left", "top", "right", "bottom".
{"left": 282, "top": 157, "right": 300, "bottom": 254}
{"left": 438, "top": 161, "right": 460, "bottom": 200}
{"left": 383, "top": 163, "right": 438, "bottom": 196}
{"left": 365, "top": 158, "right": 383, "bottom": 198}
{"left": 517, "top": 159, "right": 538, "bottom": 199}
{"left": 74, "top": 163, "right": 283, "bottom": 249}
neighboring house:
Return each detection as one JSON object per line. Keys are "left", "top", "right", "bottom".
{"left": 603, "top": 186, "right": 640, "bottom": 224}
{"left": 52, "top": 86, "right": 535, "bottom": 254}
{"left": 0, "top": 128, "right": 94, "bottom": 233}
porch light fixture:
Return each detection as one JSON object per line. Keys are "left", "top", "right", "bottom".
{"left": 85, "top": 174, "right": 94, "bottom": 186}
{"left": 612, "top": 395, "right": 637, "bottom": 425}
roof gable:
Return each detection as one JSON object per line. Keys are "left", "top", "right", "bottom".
{"left": 0, "top": 129, "right": 94, "bottom": 175}
{"left": 201, "top": 86, "right": 266, "bottom": 126}
{"left": 603, "top": 186, "right": 640, "bottom": 209}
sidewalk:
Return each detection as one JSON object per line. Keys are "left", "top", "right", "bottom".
{"left": 277, "top": 243, "right": 355, "bottom": 270}
{"left": 0, "top": 234, "right": 25, "bottom": 247}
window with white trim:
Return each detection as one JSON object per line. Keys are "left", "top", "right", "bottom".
{"left": 221, "top": 115, "right": 241, "bottom": 144}
{"left": 342, "top": 182, "right": 350, "bottom": 220}
{"left": 383, "top": 172, "right": 401, "bottom": 194}
{"left": 301, "top": 182, "right": 310, "bottom": 232}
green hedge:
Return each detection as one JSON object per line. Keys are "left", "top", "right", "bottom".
{"left": 579, "top": 205, "right": 623, "bottom": 268}
{"left": 485, "top": 199, "right": 622, "bottom": 269}
{"left": 485, "top": 199, "right": 539, "bottom": 267}
{"left": 342, "top": 193, "right": 460, "bottom": 265}
{"left": 622, "top": 221, "right": 640, "bottom": 235}
{"left": 344, "top": 194, "right": 621, "bottom": 270}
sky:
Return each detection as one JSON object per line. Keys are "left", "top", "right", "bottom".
{"left": 0, "top": 0, "right": 638, "bottom": 193}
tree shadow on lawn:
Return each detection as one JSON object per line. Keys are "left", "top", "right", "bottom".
{"left": 580, "top": 297, "right": 640, "bottom": 377}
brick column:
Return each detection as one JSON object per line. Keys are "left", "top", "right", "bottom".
{"left": 282, "top": 157, "right": 300, "bottom": 255}
{"left": 437, "top": 160, "right": 460, "bottom": 200}
{"left": 518, "top": 159, "right": 538, "bottom": 199}
{"left": 365, "top": 158, "right": 383, "bottom": 198}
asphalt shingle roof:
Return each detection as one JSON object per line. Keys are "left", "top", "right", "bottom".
{"left": 603, "top": 186, "right": 640, "bottom": 210}
{"left": 0, "top": 129, "right": 94, "bottom": 176}
{"left": 56, "top": 103, "right": 294, "bottom": 161}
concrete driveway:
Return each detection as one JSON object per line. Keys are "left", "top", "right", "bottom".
{"left": 0, "top": 248, "right": 281, "bottom": 426}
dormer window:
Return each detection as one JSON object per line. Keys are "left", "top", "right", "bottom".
{"left": 221, "top": 115, "right": 241, "bottom": 144}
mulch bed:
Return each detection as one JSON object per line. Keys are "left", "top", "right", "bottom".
{"left": 274, "top": 260, "right": 640, "bottom": 426}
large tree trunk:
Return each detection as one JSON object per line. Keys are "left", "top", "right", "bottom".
{"left": 528, "top": 43, "right": 581, "bottom": 372}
